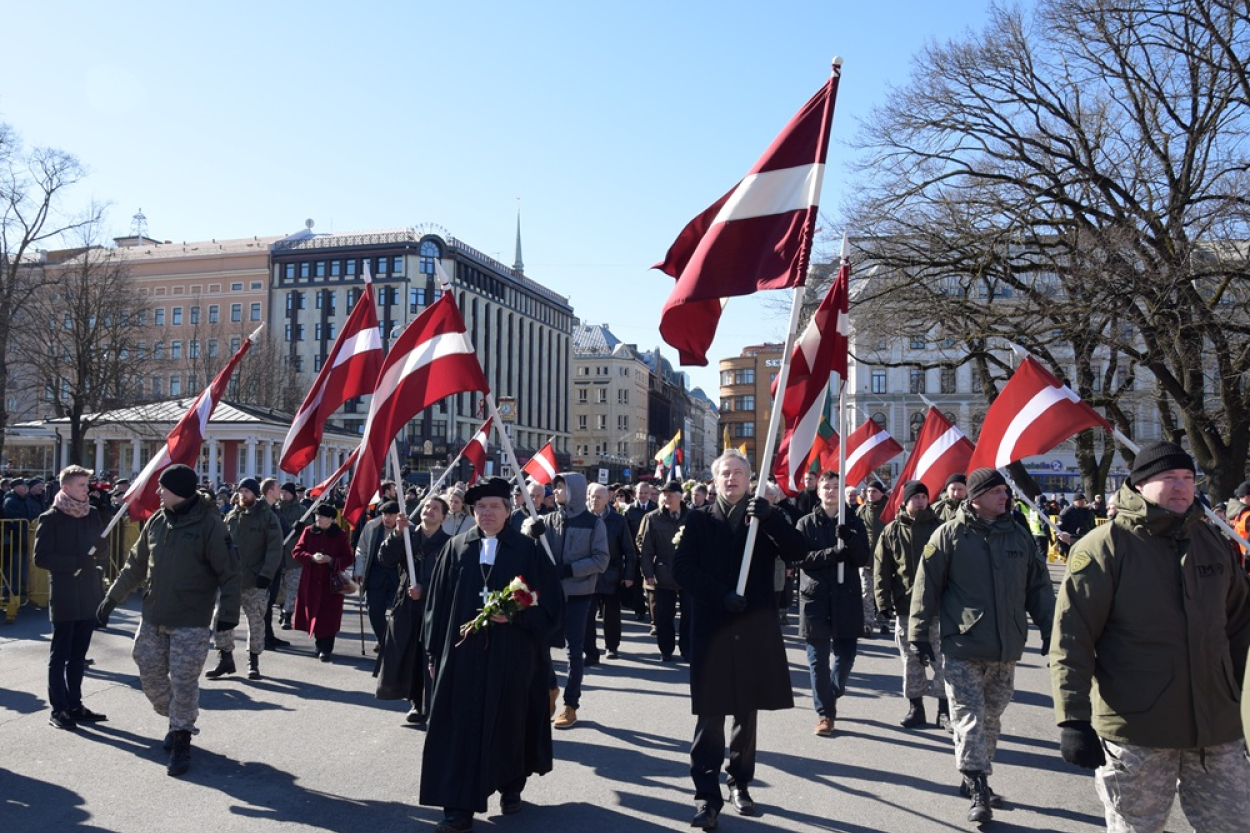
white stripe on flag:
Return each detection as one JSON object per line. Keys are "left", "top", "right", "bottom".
{"left": 712, "top": 164, "right": 825, "bottom": 225}
{"left": 535, "top": 453, "right": 556, "bottom": 479}
{"left": 993, "top": 385, "right": 1078, "bottom": 468}
{"left": 330, "top": 328, "right": 383, "bottom": 371}
{"left": 914, "top": 427, "right": 966, "bottom": 479}
{"left": 844, "top": 431, "right": 891, "bottom": 478}
{"left": 370, "top": 332, "right": 474, "bottom": 416}
{"left": 785, "top": 395, "right": 827, "bottom": 492}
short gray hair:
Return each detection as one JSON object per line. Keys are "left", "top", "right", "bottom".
{"left": 712, "top": 449, "right": 752, "bottom": 478}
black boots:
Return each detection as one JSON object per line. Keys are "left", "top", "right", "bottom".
{"left": 205, "top": 650, "right": 236, "bottom": 679}
{"left": 167, "top": 730, "right": 192, "bottom": 777}
{"left": 900, "top": 697, "right": 927, "bottom": 728}
{"left": 962, "top": 772, "right": 993, "bottom": 823}
{"left": 937, "top": 698, "right": 952, "bottom": 732}
{"left": 248, "top": 652, "right": 262, "bottom": 680}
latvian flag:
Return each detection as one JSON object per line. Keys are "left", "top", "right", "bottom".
{"left": 881, "top": 408, "right": 974, "bottom": 524}
{"left": 522, "top": 441, "right": 559, "bottom": 486}
{"left": 463, "top": 418, "right": 493, "bottom": 486}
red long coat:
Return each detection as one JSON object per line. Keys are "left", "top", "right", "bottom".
{"left": 292, "top": 524, "right": 354, "bottom": 638}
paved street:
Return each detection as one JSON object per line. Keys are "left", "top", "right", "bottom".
{"left": 1, "top": 566, "right": 1185, "bottom": 832}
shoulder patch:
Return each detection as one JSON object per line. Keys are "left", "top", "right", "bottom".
{"left": 1069, "top": 551, "right": 1092, "bottom": 573}
{"left": 922, "top": 543, "right": 937, "bottom": 560}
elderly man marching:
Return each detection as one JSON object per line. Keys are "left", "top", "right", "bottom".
{"left": 1051, "top": 442, "right": 1250, "bottom": 833}
{"left": 674, "top": 450, "right": 807, "bottom": 829}
{"left": 910, "top": 467, "right": 1055, "bottom": 824}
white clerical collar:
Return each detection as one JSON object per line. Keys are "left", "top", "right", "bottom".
{"left": 480, "top": 535, "right": 498, "bottom": 566}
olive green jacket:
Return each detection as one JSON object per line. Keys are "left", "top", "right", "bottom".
{"left": 223, "top": 500, "right": 283, "bottom": 590}
{"left": 931, "top": 497, "right": 962, "bottom": 523}
{"left": 909, "top": 506, "right": 1054, "bottom": 662}
{"left": 1051, "top": 484, "right": 1250, "bottom": 749}
{"left": 873, "top": 506, "right": 942, "bottom": 615}
{"left": 857, "top": 497, "right": 889, "bottom": 558}
{"left": 107, "top": 494, "right": 240, "bottom": 629}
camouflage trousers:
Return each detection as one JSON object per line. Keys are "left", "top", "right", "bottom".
{"left": 894, "top": 616, "right": 945, "bottom": 699}
{"left": 214, "top": 587, "right": 267, "bottom": 654}
{"left": 859, "top": 567, "right": 877, "bottom": 625}
{"left": 132, "top": 620, "right": 211, "bottom": 732}
{"left": 942, "top": 655, "right": 1016, "bottom": 775}
{"left": 1096, "top": 739, "right": 1250, "bottom": 833}
{"left": 281, "top": 565, "right": 302, "bottom": 613}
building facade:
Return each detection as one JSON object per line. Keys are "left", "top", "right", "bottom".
{"left": 570, "top": 324, "right": 650, "bottom": 484}
{"left": 717, "top": 343, "right": 783, "bottom": 471}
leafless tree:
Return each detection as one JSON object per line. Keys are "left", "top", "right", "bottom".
{"left": 0, "top": 122, "right": 101, "bottom": 461}
{"left": 841, "top": 0, "right": 1250, "bottom": 499}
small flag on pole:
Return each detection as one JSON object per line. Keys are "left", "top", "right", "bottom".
{"left": 522, "top": 441, "right": 559, "bottom": 486}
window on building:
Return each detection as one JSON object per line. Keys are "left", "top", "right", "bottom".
{"left": 598, "top": 388, "right": 608, "bottom": 403}
{"left": 208, "top": 340, "right": 218, "bottom": 358}
{"left": 208, "top": 304, "right": 219, "bottom": 323}
{"left": 972, "top": 410, "right": 986, "bottom": 435}
{"left": 170, "top": 341, "right": 182, "bottom": 359}
{"left": 909, "top": 369, "right": 926, "bottom": 394}
{"left": 720, "top": 370, "right": 735, "bottom": 386}
{"left": 172, "top": 307, "right": 183, "bottom": 325}
{"left": 871, "top": 370, "right": 887, "bottom": 394}
{"left": 330, "top": 260, "right": 341, "bottom": 277}
{"left": 189, "top": 340, "right": 199, "bottom": 359}
{"left": 910, "top": 336, "right": 926, "bottom": 350}
{"left": 618, "top": 389, "right": 628, "bottom": 404}
{"left": 299, "top": 264, "right": 310, "bottom": 279}
{"left": 940, "top": 367, "right": 957, "bottom": 394}
{"left": 740, "top": 395, "right": 755, "bottom": 411}
{"left": 346, "top": 259, "right": 357, "bottom": 276}
{"left": 190, "top": 305, "right": 200, "bottom": 325}
{"left": 597, "top": 414, "right": 607, "bottom": 430}
{"left": 231, "top": 303, "right": 242, "bottom": 322}
{"left": 315, "top": 261, "right": 326, "bottom": 278}
{"left": 151, "top": 376, "right": 163, "bottom": 397}
{"left": 284, "top": 263, "right": 295, "bottom": 279}
{"left": 735, "top": 422, "right": 755, "bottom": 437}
{"left": 409, "top": 287, "right": 424, "bottom": 312}
{"left": 392, "top": 256, "right": 404, "bottom": 275}
{"left": 735, "top": 368, "right": 755, "bottom": 385}
{"left": 231, "top": 337, "right": 241, "bottom": 353}
{"left": 231, "top": 282, "right": 244, "bottom": 291}
{"left": 910, "top": 412, "right": 925, "bottom": 441}
{"left": 971, "top": 371, "right": 983, "bottom": 393}
{"left": 420, "top": 241, "right": 439, "bottom": 274}
{"left": 170, "top": 375, "right": 181, "bottom": 396}
{"left": 153, "top": 341, "right": 165, "bottom": 360}
{"left": 578, "top": 414, "right": 587, "bottom": 430}
{"left": 618, "top": 415, "right": 629, "bottom": 431}
{"left": 577, "top": 388, "right": 588, "bottom": 403}
{"left": 250, "top": 303, "right": 261, "bottom": 321}
{"left": 1091, "top": 365, "right": 1102, "bottom": 391}
{"left": 154, "top": 308, "right": 166, "bottom": 326}
{"left": 313, "top": 354, "right": 324, "bottom": 371}
{"left": 871, "top": 412, "right": 887, "bottom": 430}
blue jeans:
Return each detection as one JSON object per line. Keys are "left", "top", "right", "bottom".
{"left": 805, "top": 637, "right": 858, "bottom": 717}
{"left": 551, "top": 594, "right": 592, "bottom": 709}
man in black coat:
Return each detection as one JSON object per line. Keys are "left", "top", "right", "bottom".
{"left": 584, "top": 482, "right": 636, "bottom": 664}
{"left": 673, "top": 450, "right": 807, "bottom": 829}
{"left": 420, "top": 478, "right": 564, "bottom": 833}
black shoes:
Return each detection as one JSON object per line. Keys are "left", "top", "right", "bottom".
{"left": 606, "top": 650, "right": 619, "bottom": 660}
{"left": 67, "top": 705, "right": 107, "bottom": 723}
{"left": 248, "top": 652, "right": 262, "bottom": 680}
{"left": 584, "top": 654, "right": 600, "bottom": 667}
{"left": 960, "top": 775, "right": 1003, "bottom": 808}
{"left": 49, "top": 710, "right": 78, "bottom": 730}
{"left": 205, "top": 650, "right": 236, "bottom": 679}
{"left": 167, "top": 730, "right": 192, "bottom": 777}
{"left": 937, "top": 698, "right": 953, "bottom": 733}
{"left": 434, "top": 813, "right": 474, "bottom": 833}
{"left": 963, "top": 773, "right": 993, "bottom": 823}
{"left": 406, "top": 706, "right": 426, "bottom": 725}
{"left": 690, "top": 803, "right": 720, "bottom": 829}
{"left": 900, "top": 697, "right": 928, "bottom": 728}
{"left": 500, "top": 792, "right": 523, "bottom": 815}
{"left": 279, "top": 612, "right": 293, "bottom": 631}
{"left": 264, "top": 634, "right": 290, "bottom": 650}
{"left": 729, "top": 785, "right": 755, "bottom": 815}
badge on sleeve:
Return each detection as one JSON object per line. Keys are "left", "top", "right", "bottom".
{"left": 1069, "top": 551, "right": 1091, "bottom": 573}
{"left": 923, "top": 544, "right": 937, "bottom": 560}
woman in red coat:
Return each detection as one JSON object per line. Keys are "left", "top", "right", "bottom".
{"left": 292, "top": 504, "right": 354, "bottom": 661}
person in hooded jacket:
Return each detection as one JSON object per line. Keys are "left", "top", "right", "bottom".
{"left": 529, "top": 471, "right": 608, "bottom": 729}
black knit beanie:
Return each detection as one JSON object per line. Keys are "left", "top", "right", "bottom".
{"left": 158, "top": 464, "right": 199, "bottom": 499}
{"left": 1129, "top": 441, "right": 1194, "bottom": 487}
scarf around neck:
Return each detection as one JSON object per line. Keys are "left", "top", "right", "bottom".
{"left": 53, "top": 489, "right": 90, "bottom": 519}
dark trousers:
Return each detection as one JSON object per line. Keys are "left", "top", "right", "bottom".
{"left": 691, "top": 711, "right": 758, "bottom": 806}
{"left": 585, "top": 591, "right": 622, "bottom": 658}
{"left": 805, "top": 636, "right": 858, "bottom": 717}
{"left": 315, "top": 636, "right": 336, "bottom": 656}
{"left": 49, "top": 619, "right": 95, "bottom": 712}
{"left": 650, "top": 587, "right": 689, "bottom": 659}
{"left": 366, "top": 570, "right": 399, "bottom": 646}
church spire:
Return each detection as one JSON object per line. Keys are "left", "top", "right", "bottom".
{"left": 512, "top": 200, "right": 524, "bottom": 275}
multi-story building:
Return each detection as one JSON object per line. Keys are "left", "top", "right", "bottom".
{"left": 717, "top": 343, "right": 783, "bottom": 470}
{"left": 570, "top": 324, "right": 650, "bottom": 484}
{"left": 685, "top": 387, "right": 720, "bottom": 479}
{"left": 270, "top": 225, "right": 574, "bottom": 483}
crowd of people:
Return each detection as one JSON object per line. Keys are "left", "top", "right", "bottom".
{"left": 21, "top": 439, "right": 1250, "bottom": 832}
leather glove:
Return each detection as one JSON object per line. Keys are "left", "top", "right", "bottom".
{"left": 1040, "top": 636, "right": 1051, "bottom": 657}
{"left": 559, "top": 564, "right": 574, "bottom": 579}
{"left": 254, "top": 575, "right": 271, "bottom": 590}
{"left": 95, "top": 598, "right": 117, "bottom": 628}
{"left": 216, "top": 619, "right": 238, "bottom": 632}
{"left": 79, "top": 551, "right": 99, "bottom": 571}
{"left": 527, "top": 519, "right": 547, "bottom": 538}
{"left": 723, "top": 592, "right": 747, "bottom": 613}
{"left": 836, "top": 524, "right": 855, "bottom": 543}
{"left": 745, "top": 498, "right": 772, "bottom": 523}
{"left": 911, "top": 640, "right": 936, "bottom": 666}
{"left": 1059, "top": 721, "right": 1105, "bottom": 769}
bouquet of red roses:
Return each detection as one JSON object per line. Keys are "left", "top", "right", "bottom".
{"left": 457, "top": 575, "right": 540, "bottom": 646}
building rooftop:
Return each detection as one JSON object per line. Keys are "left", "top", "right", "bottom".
{"left": 572, "top": 323, "right": 623, "bottom": 355}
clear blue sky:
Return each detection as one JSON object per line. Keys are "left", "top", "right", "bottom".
{"left": 4, "top": 1, "right": 993, "bottom": 397}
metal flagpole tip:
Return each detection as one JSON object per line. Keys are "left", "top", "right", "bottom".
{"left": 831, "top": 56, "right": 844, "bottom": 74}
{"left": 247, "top": 323, "right": 266, "bottom": 342}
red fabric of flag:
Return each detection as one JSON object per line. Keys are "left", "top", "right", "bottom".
{"left": 343, "top": 294, "right": 489, "bottom": 527}
{"left": 463, "top": 418, "right": 493, "bottom": 486}
{"left": 522, "top": 442, "right": 559, "bottom": 486}
{"left": 280, "top": 281, "right": 382, "bottom": 474}
{"left": 309, "top": 446, "right": 359, "bottom": 499}
{"left": 967, "top": 356, "right": 1113, "bottom": 472}
{"left": 654, "top": 68, "right": 842, "bottom": 366}
{"left": 882, "top": 408, "right": 975, "bottom": 524}
{"left": 123, "top": 330, "right": 259, "bottom": 522}
{"left": 842, "top": 418, "right": 904, "bottom": 487}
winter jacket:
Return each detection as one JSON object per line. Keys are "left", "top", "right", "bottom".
{"left": 910, "top": 506, "right": 1054, "bottom": 663}
{"left": 32, "top": 505, "right": 106, "bottom": 622}
{"left": 931, "top": 496, "right": 962, "bottom": 523}
{"left": 1051, "top": 484, "right": 1250, "bottom": 749}
{"left": 539, "top": 472, "right": 609, "bottom": 597}
{"left": 638, "top": 505, "right": 686, "bottom": 590}
{"left": 857, "top": 497, "right": 889, "bottom": 558}
{"left": 594, "top": 509, "right": 637, "bottom": 594}
{"left": 795, "top": 506, "right": 870, "bottom": 640}
{"left": 107, "top": 494, "right": 239, "bottom": 629}
{"left": 277, "top": 498, "right": 306, "bottom": 568}
{"left": 223, "top": 500, "right": 283, "bottom": 590}
{"left": 873, "top": 506, "right": 941, "bottom": 616}
{"left": 354, "top": 515, "right": 400, "bottom": 586}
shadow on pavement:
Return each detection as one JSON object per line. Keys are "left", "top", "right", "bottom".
{"left": 0, "top": 768, "right": 119, "bottom": 832}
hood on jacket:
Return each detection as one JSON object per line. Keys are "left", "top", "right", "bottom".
{"left": 554, "top": 471, "right": 589, "bottom": 517}
{"left": 1114, "top": 482, "right": 1205, "bottom": 539}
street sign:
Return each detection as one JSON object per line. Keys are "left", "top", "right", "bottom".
{"left": 622, "top": 468, "right": 631, "bottom": 479}
{"left": 598, "top": 468, "right": 609, "bottom": 485}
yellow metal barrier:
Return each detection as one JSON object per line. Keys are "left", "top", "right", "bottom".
{"left": 1, "top": 519, "right": 32, "bottom": 623}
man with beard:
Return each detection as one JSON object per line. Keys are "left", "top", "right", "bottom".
{"left": 673, "top": 450, "right": 807, "bottom": 828}
{"left": 421, "top": 478, "right": 563, "bottom": 833}
{"left": 207, "top": 477, "right": 282, "bottom": 681}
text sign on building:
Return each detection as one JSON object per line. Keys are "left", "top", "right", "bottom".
{"left": 598, "top": 468, "right": 609, "bottom": 485}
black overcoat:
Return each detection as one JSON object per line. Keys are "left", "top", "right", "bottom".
{"left": 419, "top": 524, "right": 564, "bottom": 812}
{"left": 794, "top": 507, "right": 869, "bottom": 640}
{"left": 32, "top": 506, "right": 105, "bottom": 623}
{"left": 375, "top": 525, "right": 448, "bottom": 700}
{"left": 673, "top": 500, "right": 807, "bottom": 716}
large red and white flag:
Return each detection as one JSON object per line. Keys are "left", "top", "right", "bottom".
{"left": 882, "top": 408, "right": 975, "bottom": 524}
{"left": 967, "top": 356, "right": 1113, "bottom": 471}
{"left": 771, "top": 262, "right": 850, "bottom": 496}
{"left": 522, "top": 441, "right": 559, "bottom": 486}
{"left": 342, "top": 294, "right": 489, "bottom": 527}
{"left": 309, "top": 446, "right": 359, "bottom": 499}
{"left": 280, "top": 273, "right": 382, "bottom": 474}
{"left": 462, "top": 417, "right": 493, "bottom": 486}
{"left": 843, "top": 418, "right": 904, "bottom": 487}
{"left": 124, "top": 326, "right": 262, "bottom": 522}
{"left": 654, "top": 64, "right": 842, "bottom": 366}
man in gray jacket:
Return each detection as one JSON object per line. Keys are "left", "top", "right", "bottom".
{"left": 530, "top": 472, "right": 608, "bottom": 729}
